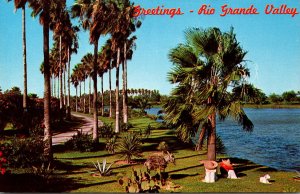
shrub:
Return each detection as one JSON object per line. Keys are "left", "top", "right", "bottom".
{"left": 64, "top": 130, "right": 94, "bottom": 152}
{"left": 0, "top": 87, "right": 61, "bottom": 133}
{"left": 157, "top": 141, "right": 169, "bottom": 153}
{"left": 98, "top": 123, "right": 114, "bottom": 138}
{"left": 118, "top": 132, "right": 142, "bottom": 163}
{"left": 0, "top": 149, "right": 8, "bottom": 175}
{"left": 143, "top": 124, "right": 152, "bottom": 138}
{"left": 106, "top": 135, "right": 117, "bottom": 154}
{"left": 32, "top": 162, "right": 55, "bottom": 184}
{"left": 120, "top": 122, "right": 133, "bottom": 132}
{"left": 4, "top": 136, "right": 46, "bottom": 168}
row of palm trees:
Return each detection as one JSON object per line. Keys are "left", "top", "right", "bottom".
{"left": 7, "top": 0, "right": 140, "bottom": 161}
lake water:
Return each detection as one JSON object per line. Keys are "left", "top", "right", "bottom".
{"left": 146, "top": 108, "right": 300, "bottom": 171}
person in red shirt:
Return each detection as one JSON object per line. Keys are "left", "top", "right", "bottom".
{"left": 220, "top": 159, "right": 239, "bottom": 179}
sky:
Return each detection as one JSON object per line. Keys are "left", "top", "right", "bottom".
{"left": 0, "top": 0, "right": 300, "bottom": 98}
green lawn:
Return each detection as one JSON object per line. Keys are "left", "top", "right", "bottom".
{"left": 54, "top": 115, "right": 299, "bottom": 192}
{"left": 1, "top": 114, "right": 299, "bottom": 192}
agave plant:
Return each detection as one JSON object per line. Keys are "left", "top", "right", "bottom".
{"left": 92, "top": 158, "right": 114, "bottom": 176}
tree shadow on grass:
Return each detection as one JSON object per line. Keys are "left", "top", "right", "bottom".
{"left": 170, "top": 173, "right": 199, "bottom": 180}
{"left": 53, "top": 142, "right": 107, "bottom": 154}
{"left": 255, "top": 166, "right": 278, "bottom": 172}
{"left": 0, "top": 173, "right": 84, "bottom": 192}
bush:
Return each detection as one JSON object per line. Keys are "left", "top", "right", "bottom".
{"left": 120, "top": 122, "right": 133, "bottom": 132}
{"left": 64, "top": 130, "right": 94, "bottom": 152}
{"left": 106, "top": 135, "right": 117, "bottom": 154}
{"left": 157, "top": 141, "right": 169, "bottom": 153}
{"left": 142, "top": 124, "right": 152, "bottom": 138}
{"left": 4, "top": 136, "right": 46, "bottom": 168}
{"left": 0, "top": 87, "right": 61, "bottom": 133}
{"left": 118, "top": 132, "right": 142, "bottom": 163}
{"left": 0, "top": 148, "right": 8, "bottom": 175}
{"left": 98, "top": 123, "right": 114, "bottom": 138}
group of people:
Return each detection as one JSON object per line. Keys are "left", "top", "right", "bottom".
{"left": 200, "top": 158, "right": 239, "bottom": 183}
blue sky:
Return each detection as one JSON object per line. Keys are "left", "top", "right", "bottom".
{"left": 0, "top": 0, "right": 300, "bottom": 97}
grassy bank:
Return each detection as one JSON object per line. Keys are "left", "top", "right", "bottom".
{"left": 54, "top": 114, "right": 299, "bottom": 192}
{"left": 1, "top": 113, "right": 299, "bottom": 192}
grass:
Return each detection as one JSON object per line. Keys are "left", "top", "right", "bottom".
{"left": 1, "top": 113, "right": 299, "bottom": 192}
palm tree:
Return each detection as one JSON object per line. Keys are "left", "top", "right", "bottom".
{"left": 81, "top": 53, "right": 93, "bottom": 114}
{"left": 165, "top": 27, "right": 254, "bottom": 161}
{"left": 113, "top": 0, "right": 141, "bottom": 125}
{"left": 28, "top": 0, "right": 65, "bottom": 160}
{"left": 65, "top": 25, "right": 79, "bottom": 119}
{"left": 101, "top": 39, "right": 113, "bottom": 118}
{"left": 71, "top": 67, "right": 80, "bottom": 112}
{"left": 72, "top": 0, "right": 118, "bottom": 143}
{"left": 7, "top": 0, "right": 28, "bottom": 110}
{"left": 98, "top": 48, "right": 110, "bottom": 116}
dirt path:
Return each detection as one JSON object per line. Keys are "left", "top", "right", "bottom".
{"left": 52, "top": 113, "right": 103, "bottom": 145}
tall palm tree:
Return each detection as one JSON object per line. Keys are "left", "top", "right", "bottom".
{"left": 102, "top": 39, "right": 114, "bottom": 118}
{"left": 98, "top": 45, "right": 111, "bottom": 116}
{"left": 113, "top": 0, "right": 141, "bottom": 125}
{"left": 165, "top": 27, "right": 254, "bottom": 161}
{"left": 7, "top": 0, "right": 28, "bottom": 110}
{"left": 71, "top": 70, "right": 79, "bottom": 112}
{"left": 72, "top": 0, "right": 118, "bottom": 143}
{"left": 81, "top": 53, "right": 93, "bottom": 114}
{"left": 28, "top": 0, "right": 65, "bottom": 160}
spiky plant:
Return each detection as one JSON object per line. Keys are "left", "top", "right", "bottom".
{"left": 92, "top": 158, "right": 114, "bottom": 176}
{"left": 118, "top": 132, "right": 142, "bottom": 163}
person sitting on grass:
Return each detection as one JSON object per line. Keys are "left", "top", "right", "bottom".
{"left": 200, "top": 160, "right": 218, "bottom": 183}
{"left": 219, "top": 158, "right": 239, "bottom": 179}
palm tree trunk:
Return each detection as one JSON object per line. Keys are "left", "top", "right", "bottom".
{"left": 79, "top": 82, "right": 81, "bottom": 111}
{"left": 75, "top": 86, "right": 78, "bottom": 112}
{"left": 67, "top": 47, "right": 71, "bottom": 119}
{"left": 83, "top": 78, "right": 86, "bottom": 113}
{"left": 207, "top": 113, "right": 216, "bottom": 161}
{"left": 115, "top": 47, "right": 120, "bottom": 133}
{"left": 64, "top": 65, "right": 66, "bottom": 108}
{"left": 22, "top": 6, "right": 27, "bottom": 110}
{"left": 53, "top": 76, "right": 56, "bottom": 97}
{"left": 59, "top": 36, "right": 64, "bottom": 121}
{"left": 59, "top": 36, "right": 63, "bottom": 110}
{"left": 89, "top": 76, "right": 91, "bottom": 114}
{"left": 42, "top": 2, "right": 52, "bottom": 161}
{"left": 122, "top": 42, "right": 128, "bottom": 124}
{"left": 101, "top": 75, "right": 104, "bottom": 116}
{"left": 109, "top": 62, "right": 112, "bottom": 118}
{"left": 92, "top": 41, "right": 99, "bottom": 143}
{"left": 57, "top": 76, "right": 59, "bottom": 98}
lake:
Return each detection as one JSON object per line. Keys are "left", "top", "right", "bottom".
{"left": 146, "top": 107, "right": 300, "bottom": 171}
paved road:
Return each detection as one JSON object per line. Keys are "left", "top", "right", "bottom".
{"left": 52, "top": 113, "right": 103, "bottom": 145}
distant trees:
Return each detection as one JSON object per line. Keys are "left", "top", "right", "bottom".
{"left": 268, "top": 90, "right": 299, "bottom": 104}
